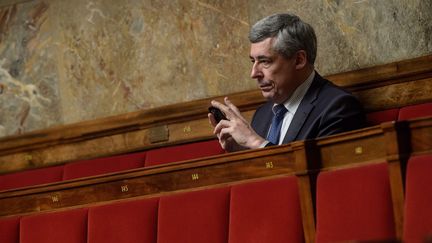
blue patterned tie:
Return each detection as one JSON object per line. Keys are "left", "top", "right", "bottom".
{"left": 267, "top": 104, "right": 288, "bottom": 145}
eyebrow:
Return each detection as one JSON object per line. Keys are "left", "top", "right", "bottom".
{"left": 249, "top": 55, "right": 272, "bottom": 60}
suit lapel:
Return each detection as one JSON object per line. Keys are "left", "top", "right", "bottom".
{"left": 282, "top": 73, "right": 325, "bottom": 143}
{"left": 252, "top": 101, "right": 274, "bottom": 138}
{"left": 282, "top": 103, "right": 314, "bottom": 143}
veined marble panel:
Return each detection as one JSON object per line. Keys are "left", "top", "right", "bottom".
{"left": 51, "top": 0, "right": 253, "bottom": 124}
{"left": 248, "top": 0, "right": 432, "bottom": 75}
{"left": 0, "top": 0, "right": 431, "bottom": 139}
{"left": 0, "top": 1, "right": 62, "bottom": 137}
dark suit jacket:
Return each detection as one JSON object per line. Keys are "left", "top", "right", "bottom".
{"left": 251, "top": 73, "right": 366, "bottom": 145}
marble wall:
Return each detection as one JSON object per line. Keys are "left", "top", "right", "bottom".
{"left": 0, "top": 0, "right": 431, "bottom": 138}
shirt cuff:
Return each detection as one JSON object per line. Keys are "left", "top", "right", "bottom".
{"left": 259, "top": 141, "right": 271, "bottom": 148}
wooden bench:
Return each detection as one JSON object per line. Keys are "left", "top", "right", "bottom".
{"left": 1, "top": 116, "right": 431, "bottom": 242}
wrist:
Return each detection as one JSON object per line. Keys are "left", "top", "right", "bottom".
{"left": 247, "top": 136, "right": 266, "bottom": 149}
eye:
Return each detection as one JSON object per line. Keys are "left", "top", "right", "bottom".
{"left": 260, "top": 59, "right": 272, "bottom": 68}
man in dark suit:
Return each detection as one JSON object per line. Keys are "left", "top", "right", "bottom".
{"left": 209, "top": 13, "right": 366, "bottom": 151}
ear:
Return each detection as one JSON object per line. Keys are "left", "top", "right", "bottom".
{"left": 294, "top": 50, "right": 308, "bottom": 70}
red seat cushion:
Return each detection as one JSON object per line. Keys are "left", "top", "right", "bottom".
{"left": 63, "top": 151, "right": 146, "bottom": 180}
{"left": 0, "top": 216, "right": 20, "bottom": 243}
{"left": 145, "top": 140, "right": 224, "bottom": 166}
{"left": 157, "top": 187, "right": 230, "bottom": 243}
{"left": 399, "top": 102, "right": 432, "bottom": 120}
{"left": 88, "top": 198, "right": 158, "bottom": 243}
{"left": 20, "top": 208, "right": 87, "bottom": 243}
{"left": 403, "top": 154, "right": 432, "bottom": 243}
{"left": 366, "top": 108, "right": 399, "bottom": 126}
{"left": 229, "top": 176, "right": 304, "bottom": 243}
{"left": 0, "top": 166, "right": 63, "bottom": 191}
{"left": 315, "top": 163, "right": 396, "bottom": 242}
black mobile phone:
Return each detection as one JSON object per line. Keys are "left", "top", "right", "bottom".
{"left": 208, "top": 107, "right": 227, "bottom": 123}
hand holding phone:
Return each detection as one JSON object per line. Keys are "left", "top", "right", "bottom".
{"left": 208, "top": 106, "right": 227, "bottom": 123}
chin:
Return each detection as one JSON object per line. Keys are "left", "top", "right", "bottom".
{"left": 261, "top": 91, "right": 275, "bottom": 101}
{"left": 265, "top": 94, "right": 285, "bottom": 104}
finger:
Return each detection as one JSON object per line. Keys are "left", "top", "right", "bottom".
{"left": 211, "top": 100, "right": 233, "bottom": 118}
{"left": 217, "top": 128, "right": 233, "bottom": 151}
{"left": 210, "top": 100, "right": 227, "bottom": 110}
{"left": 224, "top": 97, "right": 247, "bottom": 121}
{"left": 218, "top": 127, "right": 233, "bottom": 142}
{"left": 218, "top": 137, "right": 227, "bottom": 150}
{"left": 208, "top": 113, "right": 217, "bottom": 127}
{"left": 213, "top": 119, "right": 231, "bottom": 135}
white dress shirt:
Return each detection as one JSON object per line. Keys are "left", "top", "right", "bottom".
{"left": 261, "top": 70, "right": 315, "bottom": 147}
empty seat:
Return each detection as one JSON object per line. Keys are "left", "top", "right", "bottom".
{"left": 0, "top": 166, "right": 63, "bottom": 192}
{"left": 229, "top": 176, "right": 304, "bottom": 243}
{"left": 63, "top": 151, "right": 146, "bottom": 180}
{"left": 88, "top": 198, "right": 158, "bottom": 243}
{"left": 403, "top": 154, "right": 432, "bottom": 243}
{"left": 157, "top": 187, "right": 230, "bottom": 243}
{"left": 399, "top": 102, "right": 432, "bottom": 120}
{"left": 366, "top": 108, "right": 399, "bottom": 126}
{"left": 0, "top": 216, "right": 20, "bottom": 243}
{"left": 20, "top": 208, "right": 87, "bottom": 243}
{"left": 315, "top": 163, "right": 396, "bottom": 242}
{"left": 145, "top": 140, "right": 224, "bottom": 166}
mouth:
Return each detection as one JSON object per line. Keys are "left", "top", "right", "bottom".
{"left": 259, "top": 83, "right": 273, "bottom": 92}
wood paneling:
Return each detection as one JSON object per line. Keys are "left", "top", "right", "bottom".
{"left": 0, "top": 55, "right": 431, "bottom": 174}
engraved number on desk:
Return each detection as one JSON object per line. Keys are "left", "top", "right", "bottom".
{"left": 183, "top": 126, "right": 192, "bottom": 133}
{"left": 191, "top": 173, "right": 199, "bottom": 180}
{"left": 121, "top": 185, "right": 129, "bottom": 192}
{"left": 265, "top": 162, "right": 274, "bottom": 169}
{"left": 355, "top": 146, "right": 363, "bottom": 155}
{"left": 51, "top": 195, "right": 59, "bottom": 203}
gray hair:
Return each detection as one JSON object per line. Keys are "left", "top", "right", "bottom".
{"left": 249, "top": 13, "right": 317, "bottom": 64}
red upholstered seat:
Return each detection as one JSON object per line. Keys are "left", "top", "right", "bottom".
{"left": 315, "top": 163, "right": 396, "bottom": 242}
{"left": 366, "top": 108, "right": 399, "bottom": 126}
{"left": 0, "top": 216, "right": 20, "bottom": 243}
{"left": 229, "top": 176, "right": 304, "bottom": 243}
{"left": 403, "top": 154, "right": 432, "bottom": 243}
{"left": 145, "top": 140, "right": 224, "bottom": 166}
{"left": 157, "top": 187, "right": 230, "bottom": 243}
{"left": 63, "top": 151, "right": 146, "bottom": 180}
{"left": 399, "top": 102, "right": 432, "bottom": 120}
{"left": 20, "top": 208, "right": 87, "bottom": 243}
{"left": 0, "top": 166, "right": 63, "bottom": 192}
{"left": 88, "top": 198, "right": 158, "bottom": 243}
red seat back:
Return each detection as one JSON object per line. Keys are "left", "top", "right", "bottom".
{"left": 229, "top": 176, "right": 304, "bottom": 243}
{"left": 315, "top": 163, "right": 396, "bottom": 242}
{"left": 0, "top": 216, "right": 20, "bottom": 243}
{"left": 403, "top": 154, "right": 432, "bottom": 243}
{"left": 157, "top": 187, "right": 230, "bottom": 243}
{"left": 145, "top": 140, "right": 224, "bottom": 166}
{"left": 88, "top": 198, "right": 158, "bottom": 243}
{"left": 63, "top": 151, "right": 146, "bottom": 180}
{"left": 366, "top": 108, "right": 399, "bottom": 126}
{"left": 399, "top": 102, "right": 432, "bottom": 120}
{"left": 0, "top": 166, "right": 63, "bottom": 191}
{"left": 20, "top": 208, "right": 87, "bottom": 243}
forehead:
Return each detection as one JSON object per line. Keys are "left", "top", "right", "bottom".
{"left": 250, "top": 37, "right": 277, "bottom": 58}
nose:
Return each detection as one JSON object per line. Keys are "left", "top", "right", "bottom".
{"left": 250, "top": 62, "right": 263, "bottom": 79}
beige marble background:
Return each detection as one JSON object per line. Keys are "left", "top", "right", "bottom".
{"left": 0, "top": 0, "right": 431, "bottom": 138}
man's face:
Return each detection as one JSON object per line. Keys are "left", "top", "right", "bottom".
{"left": 249, "top": 37, "right": 300, "bottom": 104}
